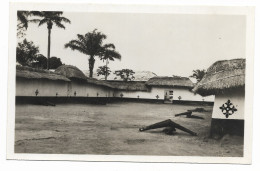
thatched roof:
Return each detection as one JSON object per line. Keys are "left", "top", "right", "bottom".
{"left": 55, "top": 65, "right": 114, "bottom": 88}
{"left": 107, "top": 81, "right": 149, "bottom": 91}
{"left": 55, "top": 65, "right": 87, "bottom": 80}
{"left": 145, "top": 76, "right": 194, "bottom": 88}
{"left": 86, "top": 77, "right": 115, "bottom": 89}
{"left": 193, "top": 58, "right": 245, "bottom": 96}
{"left": 16, "top": 65, "right": 70, "bottom": 82}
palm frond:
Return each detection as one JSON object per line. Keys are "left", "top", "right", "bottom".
{"left": 29, "top": 19, "right": 41, "bottom": 23}
{"left": 103, "top": 43, "right": 115, "bottom": 49}
{"left": 59, "top": 17, "right": 71, "bottom": 24}
{"left": 64, "top": 43, "right": 88, "bottom": 55}
{"left": 66, "top": 40, "right": 87, "bottom": 51}
{"left": 29, "top": 11, "right": 44, "bottom": 17}
{"left": 54, "top": 21, "right": 65, "bottom": 29}
{"left": 17, "top": 11, "right": 30, "bottom": 29}
{"left": 38, "top": 18, "right": 49, "bottom": 26}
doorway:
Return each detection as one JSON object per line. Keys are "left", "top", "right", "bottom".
{"left": 164, "top": 90, "right": 173, "bottom": 102}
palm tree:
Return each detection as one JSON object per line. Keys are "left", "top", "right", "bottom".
{"left": 190, "top": 69, "right": 206, "bottom": 83}
{"left": 17, "top": 11, "right": 32, "bottom": 38}
{"left": 65, "top": 29, "right": 120, "bottom": 78}
{"left": 99, "top": 44, "right": 121, "bottom": 80}
{"left": 31, "top": 11, "right": 71, "bottom": 70}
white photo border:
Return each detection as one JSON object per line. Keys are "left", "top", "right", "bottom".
{"left": 7, "top": 2, "right": 255, "bottom": 164}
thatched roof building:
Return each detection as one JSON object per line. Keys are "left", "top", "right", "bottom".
{"left": 55, "top": 65, "right": 114, "bottom": 88}
{"left": 16, "top": 65, "right": 70, "bottom": 82}
{"left": 145, "top": 76, "right": 194, "bottom": 88}
{"left": 55, "top": 65, "right": 87, "bottom": 80}
{"left": 107, "top": 81, "right": 149, "bottom": 91}
{"left": 193, "top": 58, "right": 245, "bottom": 96}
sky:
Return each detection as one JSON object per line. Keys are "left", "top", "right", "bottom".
{"left": 20, "top": 12, "right": 246, "bottom": 77}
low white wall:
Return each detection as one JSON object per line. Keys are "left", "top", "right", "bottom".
{"left": 16, "top": 79, "right": 68, "bottom": 96}
{"left": 114, "top": 87, "right": 214, "bottom": 102}
{"left": 212, "top": 89, "right": 244, "bottom": 120}
{"left": 172, "top": 88, "right": 215, "bottom": 102}
{"left": 69, "top": 82, "right": 113, "bottom": 97}
{"left": 16, "top": 79, "right": 113, "bottom": 97}
{"left": 114, "top": 87, "right": 169, "bottom": 99}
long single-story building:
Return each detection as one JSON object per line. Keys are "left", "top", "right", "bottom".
{"left": 16, "top": 65, "right": 114, "bottom": 104}
{"left": 16, "top": 65, "right": 214, "bottom": 104}
{"left": 193, "top": 58, "right": 245, "bottom": 137}
{"left": 108, "top": 76, "right": 214, "bottom": 103}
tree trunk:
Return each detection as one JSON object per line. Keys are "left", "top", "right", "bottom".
{"left": 88, "top": 56, "right": 95, "bottom": 78}
{"left": 47, "top": 28, "right": 51, "bottom": 70}
{"left": 105, "top": 59, "right": 108, "bottom": 80}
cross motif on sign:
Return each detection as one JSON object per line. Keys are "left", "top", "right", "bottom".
{"left": 35, "top": 89, "right": 39, "bottom": 96}
{"left": 219, "top": 100, "right": 237, "bottom": 118}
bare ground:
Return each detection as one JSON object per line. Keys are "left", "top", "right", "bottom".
{"left": 15, "top": 102, "right": 243, "bottom": 156}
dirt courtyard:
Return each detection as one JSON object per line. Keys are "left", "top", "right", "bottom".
{"left": 15, "top": 102, "right": 243, "bottom": 156}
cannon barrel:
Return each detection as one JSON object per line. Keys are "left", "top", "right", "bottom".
{"left": 187, "top": 115, "right": 204, "bottom": 119}
{"left": 139, "top": 119, "right": 197, "bottom": 136}
{"left": 172, "top": 121, "right": 197, "bottom": 136}
{"left": 175, "top": 111, "right": 192, "bottom": 117}
{"left": 139, "top": 119, "right": 173, "bottom": 131}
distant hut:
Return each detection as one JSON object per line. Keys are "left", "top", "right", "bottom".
{"left": 16, "top": 65, "right": 70, "bottom": 98}
{"left": 193, "top": 58, "right": 245, "bottom": 137}
{"left": 55, "top": 65, "right": 114, "bottom": 97}
{"left": 146, "top": 76, "right": 214, "bottom": 103}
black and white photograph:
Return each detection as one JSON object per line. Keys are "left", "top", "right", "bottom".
{"left": 6, "top": 2, "right": 254, "bottom": 164}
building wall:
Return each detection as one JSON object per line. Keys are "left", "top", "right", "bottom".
{"left": 16, "top": 79, "right": 214, "bottom": 102}
{"left": 16, "top": 79, "right": 68, "bottom": 96}
{"left": 210, "top": 88, "right": 245, "bottom": 137}
{"left": 114, "top": 87, "right": 214, "bottom": 102}
{"left": 212, "top": 88, "right": 245, "bottom": 120}
{"left": 16, "top": 79, "right": 113, "bottom": 97}
{"left": 68, "top": 82, "right": 113, "bottom": 97}
{"left": 114, "top": 87, "right": 170, "bottom": 100}
{"left": 172, "top": 88, "right": 214, "bottom": 102}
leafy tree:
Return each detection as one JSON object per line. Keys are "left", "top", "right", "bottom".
{"left": 65, "top": 29, "right": 120, "bottom": 78}
{"left": 32, "top": 54, "right": 47, "bottom": 69}
{"left": 31, "top": 11, "right": 70, "bottom": 70}
{"left": 32, "top": 55, "right": 63, "bottom": 69}
{"left": 97, "top": 65, "right": 111, "bottom": 80}
{"left": 114, "top": 69, "right": 135, "bottom": 82}
{"left": 16, "top": 39, "right": 39, "bottom": 66}
{"left": 190, "top": 69, "right": 206, "bottom": 83}
{"left": 49, "top": 56, "right": 63, "bottom": 69}
{"left": 99, "top": 44, "right": 121, "bottom": 80}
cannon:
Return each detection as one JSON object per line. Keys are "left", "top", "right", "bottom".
{"left": 175, "top": 111, "right": 192, "bottom": 117}
{"left": 175, "top": 111, "right": 204, "bottom": 119}
{"left": 139, "top": 119, "right": 197, "bottom": 136}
